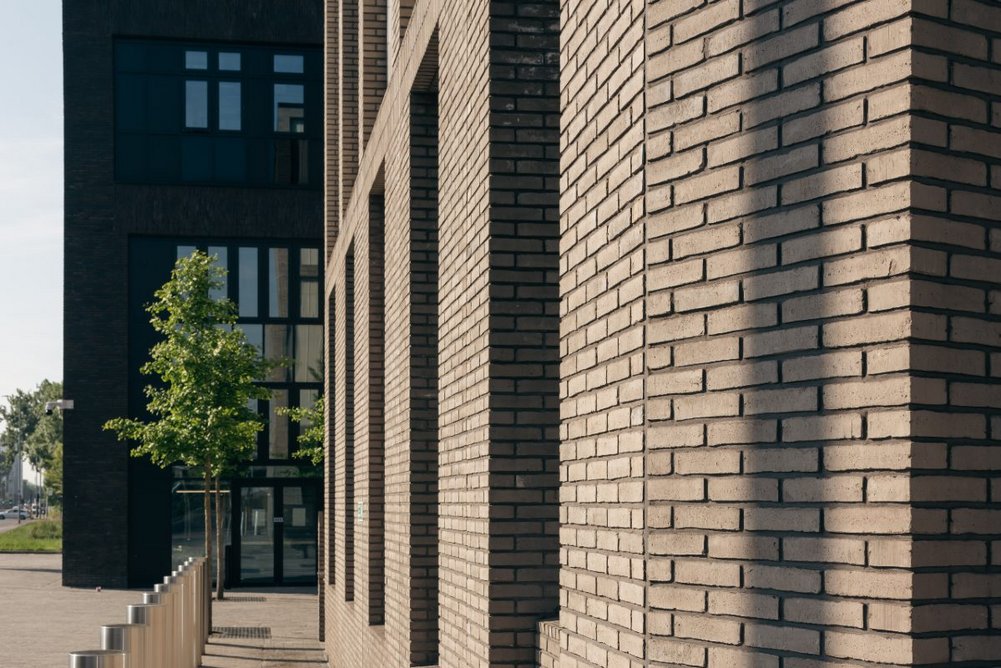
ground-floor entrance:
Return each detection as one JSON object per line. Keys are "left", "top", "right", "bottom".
{"left": 230, "top": 480, "right": 320, "bottom": 586}
{"left": 170, "top": 473, "right": 320, "bottom": 588}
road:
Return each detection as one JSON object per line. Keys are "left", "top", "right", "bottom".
{"left": 0, "top": 517, "right": 34, "bottom": 534}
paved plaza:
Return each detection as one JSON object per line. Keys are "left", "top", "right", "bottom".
{"left": 0, "top": 553, "right": 326, "bottom": 667}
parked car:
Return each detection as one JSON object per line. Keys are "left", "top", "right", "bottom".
{"left": 0, "top": 508, "right": 27, "bottom": 520}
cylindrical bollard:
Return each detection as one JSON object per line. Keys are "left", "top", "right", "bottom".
{"left": 126, "top": 605, "right": 154, "bottom": 668}
{"left": 153, "top": 582, "right": 176, "bottom": 668}
{"left": 138, "top": 597, "right": 168, "bottom": 668}
{"left": 176, "top": 564, "right": 192, "bottom": 668}
{"left": 100, "top": 624, "right": 143, "bottom": 668}
{"left": 167, "top": 572, "right": 185, "bottom": 668}
{"left": 68, "top": 650, "right": 125, "bottom": 668}
{"left": 202, "top": 558, "right": 211, "bottom": 644}
{"left": 193, "top": 557, "right": 207, "bottom": 659}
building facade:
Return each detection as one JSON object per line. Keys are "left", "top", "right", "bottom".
{"left": 324, "top": 0, "right": 1001, "bottom": 666}
{"left": 63, "top": 0, "right": 325, "bottom": 588}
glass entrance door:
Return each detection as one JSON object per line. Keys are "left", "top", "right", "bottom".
{"left": 239, "top": 486, "right": 276, "bottom": 585}
{"left": 236, "top": 482, "right": 318, "bottom": 585}
{"left": 281, "top": 485, "right": 318, "bottom": 584}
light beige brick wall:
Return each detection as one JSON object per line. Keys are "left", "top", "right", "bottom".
{"left": 554, "top": 0, "right": 1001, "bottom": 665}
{"left": 641, "top": 0, "right": 957, "bottom": 664}
{"left": 558, "top": 0, "right": 647, "bottom": 666}
{"left": 902, "top": 2, "right": 1001, "bottom": 663}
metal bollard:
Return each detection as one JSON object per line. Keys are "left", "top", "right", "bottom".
{"left": 167, "top": 572, "right": 185, "bottom": 667}
{"left": 201, "top": 558, "right": 210, "bottom": 645}
{"left": 153, "top": 582, "right": 176, "bottom": 668}
{"left": 187, "top": 560, "right": 201, "bottom": 668}
{"left": 138, "top": 597, "right": 168, "bottom": 668}
{"left": 68, "top": 650, "right": 125, "bottom": 668}
{"left": 126, "top": 604, "right": 158, "bottom": 668}
{"left": 101, "top": 623, "right": 143, "bottom": 668}
{"left": 176, "top": 563, "right": 192, "bottom": 668}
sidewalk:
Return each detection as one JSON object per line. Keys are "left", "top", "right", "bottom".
{"left": 0, "top": 553, "right": 326, "bottom": 668}
{"left": 202, "top": 589, "right": 327, "bottom": 667}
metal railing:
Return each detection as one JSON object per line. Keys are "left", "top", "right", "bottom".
{"left": 68, "top": 557, "right": 210, "bottom": 668}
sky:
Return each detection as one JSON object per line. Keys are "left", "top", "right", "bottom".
{"left": 0, "top": 2, "right": 63, "bottom": 404}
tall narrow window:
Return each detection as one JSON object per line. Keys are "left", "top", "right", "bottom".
{"left": 208, "top": 246, "right": 228, "bottom": 301}
{"left": 300, "top": 249, "right": 320, "bottom": 318}
{"left": 269, "top": 389, "right": 289, "bottom": 460}
{"left": 408, "top": 76, "right": 439, "bottom": 665}
{"left": 218, "top": 82, "right": 241, "bottom": 131}
{"left": 184, "top": 80, "right": 208, "bottom": 128}
{"left": 344, "top": 247, "right": 356, "bottom": 602}
{"left": 269, "top": 248, "right": 289, "bottom": 317}
{"left": 360, "top": 0, "right": 387, "bottom": 148}
{"left": 238, "top": 247, "right": 258, "bottom": 317}
{"left": 368, "top": 192, "right": 386, "bottom": 625}
{"left": 326, "top": 294, "right": 336, "bottom": 587}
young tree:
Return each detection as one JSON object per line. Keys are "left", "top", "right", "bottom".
{"left": 278, "top": 393, "right": 324, "bottom": 465}
{"left": 104, "top": 251, "right": 274, "bottom": 600}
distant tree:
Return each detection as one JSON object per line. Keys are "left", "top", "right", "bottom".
{"left": 104, "top": 251, "right": 276, "bottom": 601}
{"left": 278, "top": 393, "right": 324, "bottom": 465}
{"left": 0, "top": 380, "right": 63, "bottom": 508}
{"left": 45, "top": 442, "right": 63, "bottom": 502}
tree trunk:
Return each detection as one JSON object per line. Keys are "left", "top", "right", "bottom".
{"left": 215, "top": 474, "right": 225, "bottom": 601}
{"left": 203, "top": 464, "right": 212, "bottom": 566}
{"left": 203, "top": 463, "right": 213, "bottom": 628}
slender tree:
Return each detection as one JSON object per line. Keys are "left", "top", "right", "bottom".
{"left": 104, "top": 251, "right": 275, "bottom": 600}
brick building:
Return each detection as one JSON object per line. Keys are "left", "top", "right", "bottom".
{"left": 63, "top": 0, "right": 326, "bottom": 588}
{"left": 323, "top": 0, "right": 1001, "bottom": 666}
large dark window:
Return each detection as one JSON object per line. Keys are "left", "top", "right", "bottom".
{"left": 115, "top": 39, "right": 322, "bottom": 187}
{"left": 128, "top": 237, "right": 323, "bottom": 465}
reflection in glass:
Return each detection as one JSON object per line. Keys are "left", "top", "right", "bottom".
{"left": 269, "top": 248, "right": 289, "bottom": 317}
{"left": 238, "top": 247, "right": 258, "bottom": 317}
{"left": 185, "top": 80, "right": 208, "bottom": 128}
{"left": 300, "top": 248, "right": 320, "bottom": 318}
{"left": 269, "top": 390, "right": 289, "bottom": 459}
{"left": 219, "top": 82, "right": 241, "bottom": 131}
{"left": 171, "top": 477, "right": 230, "bottom": 573}
{"left": 274, "top": 84, "right": 305, "bottom": 132}
{"left": 298, "top": 389, "right": 319, "bottom": 437}
{"left": 208, "top": 246, "right": 228, "bottom": 300}
{"left": 274, "top": 54, "right": 304, "bottom": 73}
{"left": 239, "top": 486, "right": 274, "bottom": 583}
{"left": 295, "top": 325, "right": 323, "bottom": 382}
{"left": 239, "top": 324, "right": 263, "bottom": 356}
{"left": 282, "top": 485, "right": 317, "bottom": 583}
{"left": 300, "top": 280, "right": 318, "bottom": 318}
{"left": 219, "top": 52, "right": 241, "bottom": 71}
{"left": 300, "top": 248, "right": 319, "bottom": 277}
{"left": 185, "top": 50, "right": 208, "bottom": 70}
{"left": 265, "top": 325, "right": 290, "bottom": 381}
{"left": 177, "top": 245, "right": 197, "bottom": 260}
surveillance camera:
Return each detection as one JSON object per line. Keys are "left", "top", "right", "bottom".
{"left": 43, "top": 400, "right": 73, "bottom": 415}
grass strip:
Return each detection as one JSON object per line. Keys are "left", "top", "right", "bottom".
{"left": 0, "top": 520, "right": 62, "bottom": 553}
